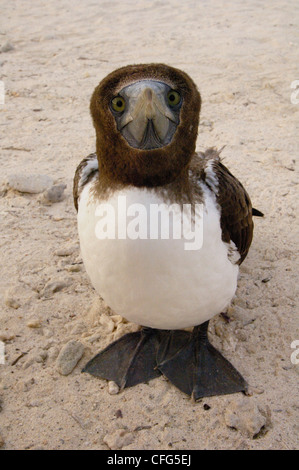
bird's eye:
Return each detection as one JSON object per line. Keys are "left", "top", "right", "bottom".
{"left": 167, "top": 90, "right": 181, "bottom": 107}
{"left": 111, "top": 96, "right": 126, "bottom": 112}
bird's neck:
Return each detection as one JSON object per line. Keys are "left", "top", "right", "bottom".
{"left": 95, "top": 152, "right": 195, "bottom": 205}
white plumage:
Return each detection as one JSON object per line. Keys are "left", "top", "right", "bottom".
{"left": 78, "top": 179, "right": 239, "bottom": 330}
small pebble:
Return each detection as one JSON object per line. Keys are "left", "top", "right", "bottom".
{"left": 48, "top": 346, "right": 59, "bottom": 361}
{"left": 26, "top": 318, "right": 42, "bottom": 329}
{"left": 56, "top": 340, "right": 84, "bottom": 376}
{"left": 103, "top": 429, "right": 134, "bottom": 450}
{"left": 0, "top": 41, "right": 14, "bottom": 53}
{"left": 66, "top": 264, "right": 81, "bottom": 272}
{"left": 224, "top": 398, "right": 269, "bottom": 439}
{"left": 108, "top": 381, "right": 120, "bottom": 395}
{"left": 42, "top": 279, "right": 70, "bottom": 298}
{"left": 100, "top": 314, "right": 115, "bottom": 333}
{"left": 39, "top": 184, "right": 66, "bottom": 204}
{"left": 0, "top": 433, "right": 4, "bottom": 448}
{"left": 7, "top": 174, "right": 53, "bottom": 194}
{"left": 246, "top": 385, "right": 265, "bottom": 396}
{"left": 0, "top": 331, "right": 15, "bottom": 342}
{"left": 54, "top": 245, "right": 78, "bottom": 257}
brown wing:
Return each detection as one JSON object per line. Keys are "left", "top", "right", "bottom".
{"left": 198, "top": 148, "right": 253, "bottom": 265}
{"left": 73, "top": 153, "right": 98, "bottom": 212}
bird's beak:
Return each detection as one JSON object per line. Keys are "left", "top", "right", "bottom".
{"left": 116, "top": 80, "right": 180, "bottom": 150}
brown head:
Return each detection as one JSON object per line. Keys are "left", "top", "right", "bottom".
{"left": 90, "top": 63, "right": 201, "bottom": 187}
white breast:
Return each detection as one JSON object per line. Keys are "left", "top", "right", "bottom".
{"left": 77, "top": 183, "right": 239, "bottom": 329}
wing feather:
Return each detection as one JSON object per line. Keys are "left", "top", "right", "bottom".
{"left": 195, "top": 149, "right": 254, "bottom": 265}
{"left": 73, "top": 153, "right": 98, "bottom": 211}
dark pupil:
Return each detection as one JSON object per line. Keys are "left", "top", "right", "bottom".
{"left": 169, "top": 94, "right": 175, "bottom": 102}
{"left": 116, "top": 100, "right": 123, "bottom": 108}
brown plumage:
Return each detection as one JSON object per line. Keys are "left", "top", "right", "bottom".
{"left": 73, "top": 153, "right": 97, "bottom": 211}
{"left": 195, "top": 149, "right": 254, "bottom": 264}
{"left": 90, "top": 63, "right": 201, "bottom": 188}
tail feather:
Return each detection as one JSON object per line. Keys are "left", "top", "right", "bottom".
{"left": 252, "top": 208, "right": 264, "bottom": 217}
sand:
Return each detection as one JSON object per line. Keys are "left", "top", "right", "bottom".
{"left": 0, "top": 0, "right": 298, "bottom": 450}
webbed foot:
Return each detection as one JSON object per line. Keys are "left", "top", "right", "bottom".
{"left": 82, "top": 328, "right": 161, "bottom": 389}
{"left": 157, "top": 321, "right": 247, "bottom": 400}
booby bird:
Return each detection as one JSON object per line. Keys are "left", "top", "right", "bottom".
{"left": 73, "top": 64, "right": 262, "bottom": 399}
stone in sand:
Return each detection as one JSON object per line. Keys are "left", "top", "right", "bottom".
{"left": 40, "top": 184, "right": 67, "bottom": 204}
{"left": 224, "top": 398, "right": 269, "bottom": 439}
{"left": 7, "top": 174, "right": 53, "bottom": 194}
{"left": 56, "top": 340, "right": 84, "bottom": 376}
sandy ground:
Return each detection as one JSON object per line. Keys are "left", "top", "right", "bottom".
{"left": 0, "top": 0, "right": 298, "bottom": 450}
